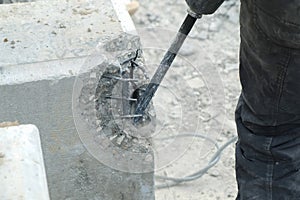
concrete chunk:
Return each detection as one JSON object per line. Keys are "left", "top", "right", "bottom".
{"left": 0, "top": 124, "right": 50, "bottom": 200}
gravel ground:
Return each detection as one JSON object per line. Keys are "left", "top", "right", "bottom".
{"left": 130, "top": 0, "right": 241, "bottom": 199}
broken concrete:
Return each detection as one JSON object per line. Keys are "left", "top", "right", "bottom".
{"left": 0, "top": 0, "right": 154, "bottom": 199}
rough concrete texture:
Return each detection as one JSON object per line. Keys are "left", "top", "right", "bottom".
{"left": 0, "top": 0, "right": 125, "bottom": 67}
{"left": 0, "top": 0, "right": 154, "bottom": 200}
{"left": 0, "top": 125, "right": 49, "bottom": 200}
{"left": 72, "top": 33, "right": 155, "bottom": 174}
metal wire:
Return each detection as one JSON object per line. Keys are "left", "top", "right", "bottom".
{"left": 102, "top": 75, "right": 139, "bottom": 82}
{"left": 155, "top": 134, "right": 238, "bottom": 189}
{"left": 104, "top": 96, "right": 137, "bottom": 102}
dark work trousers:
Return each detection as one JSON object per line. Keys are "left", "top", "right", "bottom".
{"left": 236, "top": 0, "right": 300, "bottom": 199}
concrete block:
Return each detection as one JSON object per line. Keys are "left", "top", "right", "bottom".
{"left": 0, "top": 0, "right": 154, "bottom": 199}
{"left": 0, "top": 124, "right": 50, "bottom": 200}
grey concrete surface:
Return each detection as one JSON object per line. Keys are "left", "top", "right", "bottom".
{"left": 0, "top": 0, "right": 154, "bottom": 199}
{"left": 0, "top": 0, "right": 126, "bottom": 67}
{"left": 0, "top": 78, "right": 154, "bottom": 200}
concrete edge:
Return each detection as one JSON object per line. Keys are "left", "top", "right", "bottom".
{"left": 0, "top": 0, "right": 137, "bottom": 86}
{"left": 111, "top": 0, "right": 137, "bottom": 34}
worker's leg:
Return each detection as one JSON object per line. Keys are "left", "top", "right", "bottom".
{"left": 236, "top": 99, "right": 300, "bottom": 200}
{"left": 236, "top": 0, "right": 300, "bottom": 199}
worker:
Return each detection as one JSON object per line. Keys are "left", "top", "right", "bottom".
{"left": 186, "top": 0, "right": 300, "bottom": 199}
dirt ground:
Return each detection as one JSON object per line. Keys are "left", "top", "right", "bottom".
{"left": 130, "top": 0, "right": 241, "bottom": 199}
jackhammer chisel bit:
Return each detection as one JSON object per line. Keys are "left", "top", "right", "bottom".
{"left": 133, "top": 11, "right": 201, "bottom": 124}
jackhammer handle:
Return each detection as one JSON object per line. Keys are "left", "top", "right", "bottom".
{"left": 133, "top": 14, "right": 198, "bottom": 123}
